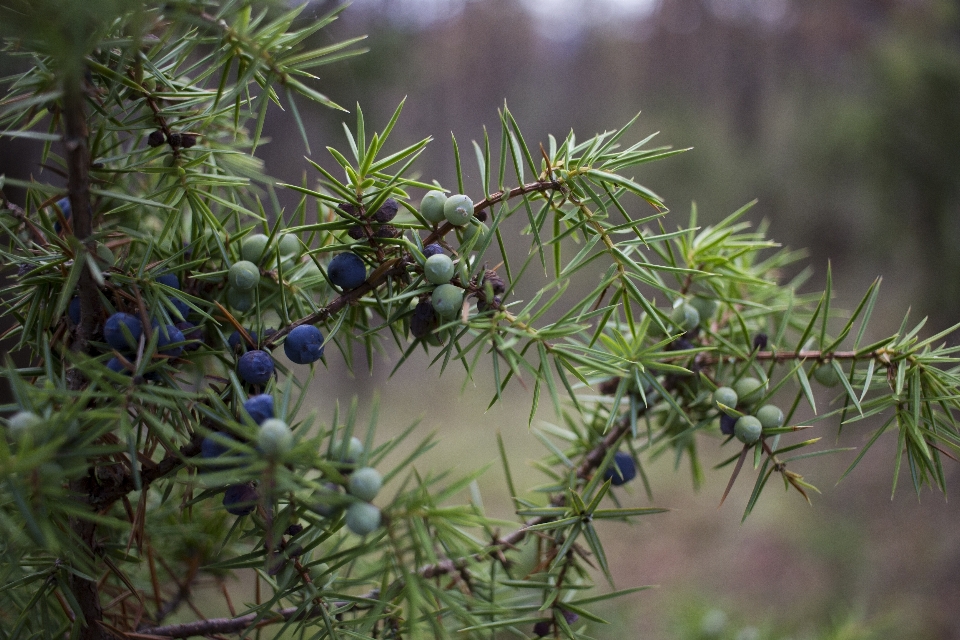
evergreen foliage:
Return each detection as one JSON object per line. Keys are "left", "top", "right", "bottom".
{"left": 1, "top": 1, "right": 959, "bottom": 637}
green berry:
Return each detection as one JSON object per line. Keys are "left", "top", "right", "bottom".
{"left": 348, "top": 467, "right": 382, "bottom": 501}
{"left": 689, "top": 295, "right": 718, "bottom": 322}
{"left": 242, "top": 234, "right": 272, "bottom": 264}
{"left": 432, "top": 284, "right": 464, "bottom": 318}
{"left": 460, "top": 220, "right": 489, "bottom": 245}
{"left": 278, "top": 233, "right": 300, "bottom": 258}
{"left": 733, "top": 377, "right": 764, "bottom": 405}
{"left": 424, "top": 254, "right": 455, "bottom": 284}
{"left": 713, "top": 387, "right": 739, "bottom": 413}
{"left": 227, "top": 287, "right": 255, "bottom": 312}
{"left": 756, "top": 404, "right": 784, "bottom": 430}
{"left": 7, "top": 411, "right": 41, "bottom": 436}
{"left": 334, "top": 436, "right": 364, "bottom": 463}
{"left": 443, "top": 194, "right": 474, "bottom": 226}
{"left": 813, "top": 363, "right": 840, "bottom": 387}
{"left": 420, "top": 190, "right": 448, "bottom": 224}
{"left": 670, "top": 303, "right": 700, "bottom": 333}
{"left": 309, "top": 562, "right": 332, "bottom": 588}
{"left": 257, "top": 418, "right": 293, "bottom": 458}
{"left": 734, "top": 415, "right": 763, "bottom": 445}
{"left": 345, "top": 502, "right": 381, "bottom": 535}
{"left": 229, "top": 260, "right": 260, "bottom": 291}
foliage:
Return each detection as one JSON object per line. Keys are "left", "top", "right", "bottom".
{"left": 1, "top": 1, "right": 959, "bottom": 638}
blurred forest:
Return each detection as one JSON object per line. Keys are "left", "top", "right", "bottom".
{"left": 3, "top": 0, "right": 960, "bottom": 637}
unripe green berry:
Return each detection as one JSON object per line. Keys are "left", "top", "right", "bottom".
{"left": 278, "top": 233, "right": 300, "bottom": 259}
{"left": 424, "top": 254, "right": 455, "bottom": 284}
{"left": 734, "top": 415, "right": 763, "bottom": 445}
{"left": 309, "top": 563, "right": 332, "bottom": 588}
{"left": 813, "top": 363, "right": 840, "bottom": 387}
{"left": 229, "top": 260, "right": 260, "bottom": 291}
{"left": 227, "top": 287, "right": 255, "bottom": 312}
{"left": 345, "top": 502, "right": 381, "bottom": 535}
{"left": 670, "top": 303, "right": 700, "bottom": 333}
{"left": 713, "top": 387, "right": 739, "bottom": 413}
{"left": 420, "top": 190, "right": 448, "bottom": 224}
{"left": 333, "top": 436, "right": 364, "bottom": 463}
{"left": 258, "top": 418, "right": 293, "bottom": 458}
{"left": 432, "top": 284, "right": 464, "bottom": 318}
{"left": 443, "top": 194, "right": 473, "bottom": 226}
{"left": 460, "top": 220, "right": 489, "bottom": 245}
{"left": 7, "top": 410, "right": 41, "bottom": 436}
{"left": 733, "top": 377, "right": 764, "bottom": 405}
{"left": 242, "top": 234, "right": 272, "bottom": 264}
{"left": 348, "top": 467, "right": 382, "bottom": 501}
{"left": 756, "top": 404, "right": 784, "bottom": 430}
{"left": 689, "top": 295, "right": 719, "bottom": 322}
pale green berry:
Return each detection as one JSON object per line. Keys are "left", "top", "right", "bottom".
{"left": 309, "top": 562, "right": 333, "bottom": 588}
{"left": 258, "top": 419, "right": 293, "bottom": 458}
{"left": 432, "top": 284, "right": 464, "bottom": 318}
{"left": 333, "top": 436, "right": 364, "bottom": 463}
{"left": 7, "top": 411, "right": 41, "bottom": 436}
{"left": 278, "top": 233, "right": 300, "bottom": 258}
{"left": 96, "top": 243, "right": 116, "bottom": 266}
{"left": 229, "top": 260, "right": 260, "bottom": 291}
{"left": 443, "top": 194, "right": 473, "bottom": 226}
{"left": 242, "top": 233, "right": 272, "bottom": 264}
{"left": 713, "top": 387, "right": 738, "bottom": 413}
{"left": 424, "top": 254, "right": 455, "bottom": 284}
{"left": 460, "top": 220, "right": 488, "bottom": 245}
{"left": 348, "top": 467, "right": 382, "bottom": 502}
{"left": 689, "top": 295, "right": 719, "bottom": 322}
{"left": 227, "top": 287, "right": 255, "bottom": 312}
{"left": 756, "top": 404, "right": 784, "bottom": 430}
{"left": 420, "top": 190, "right": 448, "bottom": 224}
{"left": 734, "top": 415, "right": 762, "bottom": 445}
{"left": 733, "top": 377, "right": 764, "bottom": 405}
{"left": 345, "top": 502, "right": 381, "bottom": 535}
{"left": 670, "top": 303, "right": 700, "bottom": 333}
{"left": 813, "top": 363, "right": 840, "bottom": 387}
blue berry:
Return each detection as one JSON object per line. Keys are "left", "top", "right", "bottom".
{"left": 156, "top": 273, "right": 179, "bottom": 289}
{"left": 410, "top": 300, "right": 437, "bottom": 339}
{"left": 223, "top": 483, "right": 258, "bottom": 516}
{"left": 602, "top": 451, "right": 636, "bottom": 486}
{"left": 243, "top": 394, "right": 274, "bottom": 425}
{"left": 228, "top": 329, "right": 259, "bottom": 351}
{"left": 374, "top": 198, "right": 399, "bottom": 223}
{"left": 68, "top": 297, "right": 81, "bottom": 325}
{"left": 283, "top": 324, "right": 324, "bottom": 365}
{"left": 423, "top": 243, "right": 444, "bottom": 258}
{"left": 719, "top": 413, "right": 737, "bottom": 436}
{"left": 533, "top": 620, "right": 551, "bottom": 637}
{"left": 175, "top": 322, "right": 203, "bottom": 351}
{"left": 202, "top": 432, "right": 234, "bottom": 458}
{"left": 53, "top": 197, "right": 71, "bottom": 233}
{"left": 238, "top": 349, "right": 274, "bottom": 385}
{"left": 327, "top": 253, "right": 366, "bottom": 289}
{"left": 156, "top": 324, "right": 185, "bottom": 357}
{"left": 104, "top": 312, "right": 143, "bottom": 351}
{"left": 106, "top": 357, "right": 129, "bottom": 374}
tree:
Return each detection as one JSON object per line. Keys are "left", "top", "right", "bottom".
{"left": 0, "top": 1, "right": 957, "bottom": 638}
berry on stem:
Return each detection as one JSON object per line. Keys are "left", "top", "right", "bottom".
{"left": 242, "top": 233, "right": 271, "bottom": 264}
{"left": 348, "top": 467, "right": 382, "bottom": 501}
{"left": 374, "top": 198, "right": 399, "bottom": 223}
{"left": 104, "top": 312, "right": 143, "bottom": 352}
{"left": 202, "top": 432, "right": 235, "bottom": 459}
{"left": 283, "top": 324, "right": 325, "bottom": 365}
{"left": 423, "top": 254, "right": 455, "bottom": 284}
{"left": 345, "top": 502, "right": 381, "bottom": 535}
{"left": 223, "top": 483, "right": 258, "bottom": 516}
{"left": 327, "top": 253, "right": 366, "bottom": 290}
{"left": 257, "top": 418, "right": 293, "bottom": 458}
{"left": 229, "top": 261, "right": 260, "bottom": 291}
{"left": 422, "top": 243, "right": 444, "bottom": 258}
{"left": 756, "top": 404, "right": 784, "bottom": 430}
{"left": 156, "top": 324, "right": 185, "bottom": 357}
{"left": 420, "top": 190, "right": 447, "bottom": 224}
{"left": 719, "top": 413, "right": 737, "bottom": 436}
{"left": 243, "top": 394, "right": 274, "bottom": 425}
{"left": 713, "top": 387, "right": 739, "bottom": 413}
{"left": 602, "top": 450, "right": 637, "bottom": 486}
{"left": 238, "top": 350, "right": 274, "bottom": 385}
{"left": 813, "top": 362, "right": 841, "bottom": 387}
{"left": 733, "top": 377, "right": 764, "bottom": 405}
{"left": 443, "top": 194, "right": 473, "bottom": 226}
{"left": 431, "top": 284, "right": 464, "bottom": 318}
{"left": 734, "top": 415, "right": 763, "bottom": 445}
{"left": 334, "top": 436, "right": 364, "bottom": 463}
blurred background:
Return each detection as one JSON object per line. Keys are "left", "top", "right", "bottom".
{"left": 3, "top": 0, "right": 960, "bottom": 637}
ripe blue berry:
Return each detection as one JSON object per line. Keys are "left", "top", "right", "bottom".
{"left": 533, "top": 620, "right": 552, "bottom": 637}
{"left": 348, "top": 467, "right": 382, "bottom": 501}
{"left": 68, "top": 297, "right": 81, "bottom": 325}
{"left": 374, "top": 198, "right": 399, "bottom": 223}
{"left": 423, "top": 254, "right": 455, "bottom": 284}
{"left": 720, "top": 413, "right": 737, "bottom": 436}
{"left": 345, "top": 502, "right": 381, "bottom": 535}
{"left": 283, "top": 324, "right": 324, "bottom": 365}
{"left": 156, "top": 324, "right": 185, "bottom": 357}
{"left": 734, "top": 415, "right": 763, "bottom": 445}
{"left": 420, "top": 190, "right": 447, "bottom": 224}
{"left": 443, "top": 194, "right": 473, "bottom": 226}
{"left": 229, "top": 260, "right": 260, "bottom": 291}
{"left": 327, "top": 253, "right": 366, "bottom": 289}
{"left": 106, "top": 357, "right": 129, "bottom": 374}
{"left": 223, "top": 483, "right": 258, "bottom": 516}
{"left": 422, "top": 243, "right": 444, "bottom": 258}
{"left": 175, "top": 322, "right": 203, "bottom": 351}
{"left": 156, "top": 273, "right": 179, "bottom": 289}
{"left": 228, "top": 329, "right": 259, "bottom": 352}
{"left": 713, "top": 387, "right": 739, "bottom": 413}
{"left": 53, "top": 197, "right": 71, "bottom": 232}
{"left": 202, "top": 431, "right": 235, "bottom": 458}
{"left": 238, "top": 349, "right": 274, "bottom": 385}
{"left": 410, "top": 300, "right": 437, "bottom": 339}
{"left": 243, "top": 394, "right": 274, "bottom": 425}
{"left": 431, "top": 284, "right": 464, "bottom": 318}
{"left": 602, "top": 450, "right": 637, "bottom": 486}
{"left": 104, "top": 312, "right": 143, "bottom": 351}
{"left": 257, "top": 418, "right": 293, "bottom": 458}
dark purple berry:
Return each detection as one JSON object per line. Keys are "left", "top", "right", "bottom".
{"left": 347, "top": 225, "right": 365, "bottom": 240}
{"left": 223, "top": 483, "right": 258, "bottom": 516}
{"left": 337, "top": 202, "right": 357, "bottom": 218}
{"left": 53, "top": 197, "right": 71, "bottom": 233}
{"left": 243, "top": 394, "right": 274, "bottom": 425}
{"left": 202, "top": 432, "right": 234, "bottom": 458}
{"left": 327, "top": 253, "right": 366, "bottom": 290}
{"left": 720, "top": 413, "right": 737, "bottom": 436}
{"left": 147, "top": 130, "right": 165, "bottom": 147}
{"left": 238, "top": 349, "right": 274, "bottom": 385}
{"left": 167, "top": 132, "right": 182, "bottom": 148}
{"left": 374, "top": 224, "right": 399, "bottom": 239}
{"left": 602, "top": 451, "right": 637, "bottom": 486}
{"left": 106, "top": 357, "right": 129, "bottom": 374}
{"left": 228, "top": 329, "right": 259, "bottom": 352}
{"left": 283, "top": 324, "right": 324, "bottom": 365}
{"left": 285, "top": 523, "right": 303, "bottom": 536}
{"left": 533, "top": 620, "right": 551, "bottom": 637}
{"left": 410, "top": 300, "right": 437, "bottom": 339}
{"left": 474, "top": 210, "right": 488, "bottom": 223}
{"left": 175, "top": 322, "right": 203, "bottom": 351}
{"left": 561, "top": 610, "right": 579, "bottom": 625}
{"left": 423, "top": 243, "right": 444, "bottom": 258}
{"left": 484, "top": 269, "right": 505, "bottom": 295}
{"left": 374, "top": 198, "right": 399, "bottom": 223}
{"left": 104, "top": 312, "right": 143, "bottom": 352}
{"left": 180, "top": 133, "right": 197, "bottom": 148}
{"left": 156, "top": 273, "right": 179, "bottom": 289}
{"left": 753, "top": 333, "right": 768, "bottom": 351}
{"left": 68, "top": 297, "right": 81, "bottom": 325}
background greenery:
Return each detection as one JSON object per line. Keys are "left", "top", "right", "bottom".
{"left": 1, "top": 0, "right": 958, "bottom": 637}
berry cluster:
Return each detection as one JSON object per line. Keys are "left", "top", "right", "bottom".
{"left": 714, "top": 379, "right": 784, "bottom": 446}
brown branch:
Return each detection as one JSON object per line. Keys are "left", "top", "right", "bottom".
{"left": 692, "top": 348, "right": 889, "bottom": 367}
